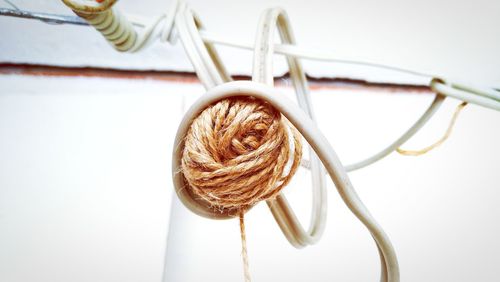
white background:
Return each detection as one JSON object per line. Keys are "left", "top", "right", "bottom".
{"left": 1, "top": 75, "right": 499, "bottom": 281}
{"left": 1, "top": 0, "right": 500, "bottom": 281}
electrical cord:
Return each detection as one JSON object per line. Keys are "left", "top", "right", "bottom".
{"left": 55, "top": 0, "right": 500, "bottom": 168}
{"left": 171, "top": 4, "right": 399, "bottom": 281}
{"left": 4, "top": 1, "right": 497, "bottom": 281}
{"left": 172, "top": 80, "right": 400, "bottom": 282}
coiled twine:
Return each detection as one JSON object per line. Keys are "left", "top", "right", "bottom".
{"left": 181, "top": 97, "right": 302, "bottom": 211}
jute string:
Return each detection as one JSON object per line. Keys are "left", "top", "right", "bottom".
{"left": 397, "top": 102, "right": 468, "bottom": 156}
{"left": 180, "top": 97, "right": 303, "bottom": 280}
{"left": 239, "top": 211, "right": 251, "bottom": 282}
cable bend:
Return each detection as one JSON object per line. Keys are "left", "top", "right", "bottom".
{"left": 174, "top": 3, "right": 231, "bottom": 88}
{"left": 52, "top": 1, "right": 500, "bottom": 281}
{"left": 344, "top": 93, "right": 445, "bottom": 171}
{"left": 173, "top": 5, "right": 328, "bottom": 249}
{"left": 171, "top": 81, "right": 400, "bottom": 282}
{"left": 252, "top": 7, "right": 327, "bottom": 247}
{"left": 63, "top": 3, "right": 398, "bottom": 279}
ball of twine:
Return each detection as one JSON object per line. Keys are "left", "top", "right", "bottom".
{"left": 181, "top": 97, "right": 302, "bottom": 211}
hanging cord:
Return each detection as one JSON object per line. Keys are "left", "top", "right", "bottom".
{"left": 1, "top": 2, "right": 496, "bottom": 281}
{"left": 172, "top": 80, "right": 401, "bottom": 282}
{"left": 1, "top": 2, "right": 498, "bottom": 168}
{"left": 397, "top": 101, "right": 468, "bottom": 156}
{"left": 170, "top": 4, "right": 399, "bottom": 280}
{"left": 239, "top": 211, "right": 251, "bottom": 282}
{"left": 50, "top": 0, "right": 499, "bottom": 184}
{"left": 2, "top": 3, "right": 499, "bottom": 110}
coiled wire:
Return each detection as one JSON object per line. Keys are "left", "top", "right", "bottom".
{"left": 74, "top": 8, "right": 137, "bottom": 52}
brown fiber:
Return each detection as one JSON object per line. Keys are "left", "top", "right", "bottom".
{"left": 181, "top": 97, "right": 302, "bottom": 211}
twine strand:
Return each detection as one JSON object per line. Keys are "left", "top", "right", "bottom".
{"left": 239, "top": 211, "right": 251, "bottom": 282}
{"left": 397, "top": 101, "right": 468, "bottom": 156}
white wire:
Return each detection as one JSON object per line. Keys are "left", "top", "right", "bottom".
{"left": 171, "top": 6, "right": 398, "bottom": 280}
{"left": 345, "top": 94, "right": 446, "bottom": 171}
{"left": 451, "top": 82, "right": 500, "bottom": 102}
{"left": 171, "top": 81, "right": 400, "bottom": 281}
{"left": 60, "top": 0, "right": 500, "bottom": 110}
{"left": 58, "top": 1, "right": 496, "bottom": 280}
{"left": 252, "top": 7, "right": 327, "bottom": 248}
{"left": 64, "top": 0, "right": 500, "bottom": 176}
{"left": 431, "top": 80, "right": 500, "bottom": 111}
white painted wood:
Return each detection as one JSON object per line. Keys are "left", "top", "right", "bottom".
{"left": 1, "top": 0, "right": 499, "bottom": 86}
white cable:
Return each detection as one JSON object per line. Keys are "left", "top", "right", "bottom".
{"left": 198, "top": 31, "right": 500, "bottom": 113}
{"left": 57, "top": 1, "right": 499, "bottom": 280}
{"left": 173, "top": 5, "right": 329, "bottom": 249}
{"left": 345, "top": 94, "right": 445, "bottom": 171}
{"left": 199, "top": 30, "right": 432, "bottom": 79}
{"left": 451, "top": 81, "right": 500, "bottom": 102}
{"left": 172, "top": 5, "right": 398, "bottom": 280}
{"left": 252, "top": 7, "right": 327, "bottom": 248}
{"left": 172, "top": 81, "right": 400, "bottom": 281}
{"left": 298, "top": 93, "right": 445, "bottom": 173}
{"left": 431, "top": 80, "right": 500, "bottom": 111}
{"left": 61, "top": 0, "right": 500, "bottom": 111}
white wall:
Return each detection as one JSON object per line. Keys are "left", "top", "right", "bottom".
{"left": 1, "top": 0, "right": 499, "bottom": 86}
{"left": 1, "top": 74, "right": 499, "bottom": 281}
{"left": 0, "top": 75, "right": 187, "bottom": 282}
{"left": 1, "top": 1, "right": 499, "bottom": 281}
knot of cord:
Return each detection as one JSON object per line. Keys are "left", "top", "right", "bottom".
{"left": 181, "top": 97, "right": 302, "bottom": 211}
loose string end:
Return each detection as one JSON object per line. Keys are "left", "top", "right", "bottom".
{"left": 397, "top": 101, "right": 468, "bottom": 156}
{"left": 239, "top": 210, "right": 252, "bottom": 282}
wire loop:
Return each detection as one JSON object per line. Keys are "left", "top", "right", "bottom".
{"left": 173, "top": 5, "right": 328, "bottom": 250}
{"left": 5, "top": 1, "right": 498, "bottom": 281}
{"left": 172, "top": 81, "right": 400, "bottom": 281}
{"left": 172, "top": 6, "right": 399, "bottom": 280}
{"left": 252, "top": 7, "right": 327, "bottom": 247}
